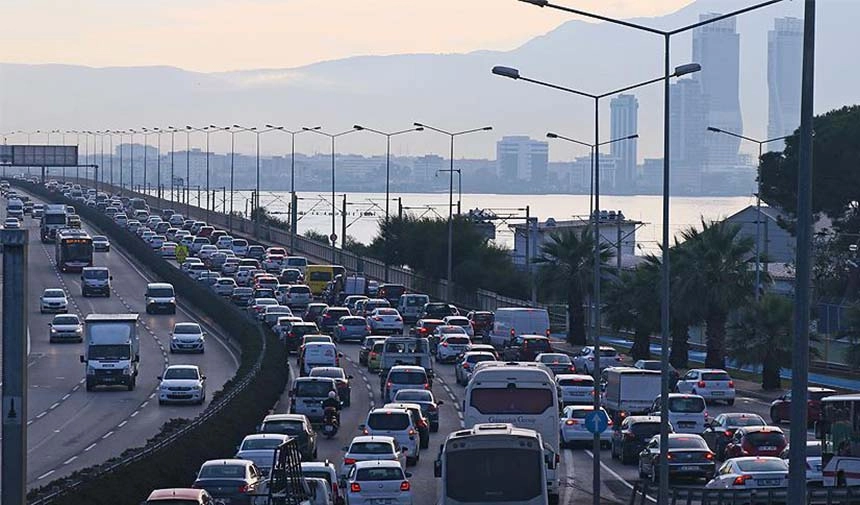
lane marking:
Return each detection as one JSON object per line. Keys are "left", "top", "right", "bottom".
{"left": 118, "top": 420, "right": 127, "bottom": 428}
{"left": 63, "top": 456, "right": 77, "bottom": 465}
{"left": 84, "top": 443, "right": 97, "bottom": 452}
{"left": 101, "top": 431, "right": 114, "bottom": 439}
{"left": 585, "top": 449, "right": 657, "bottom": 503}
{"left": 37, "top": 470, "right": 55, "bottom": 480}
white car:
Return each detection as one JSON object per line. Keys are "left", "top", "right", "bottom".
{"left": 231, "top": 238, "right": 249, "bottom": 257}
{"left": 360, "top": 408, "right": 420, "bottom": 466}
{"left": 215, "top": 235, "right": 234, "bottom": 249}
{"left": 556, "top": 374, "right": 596, "bottom": 406}
{"left": 442, "top": 315, "right": 474, "bottom": 338}
{"left": 435, "top": 334, "right": 471, "bottom": 363}
{"left": 169, "top": 322, "right": 206, "bottom": 353}
{"left": 181, "top": 257, "right": 204, "bottom": 273}
{"left": 49, "top": 313, "right": 83, "bottom": 343}
{"left": 262, "top": 254, "right": 285, "bottom": 273}
{"left": 367, "top": 308, "right": 404, "bottom": 334}
{"left": 150, "top": 235, "right": 166, "bottom": 250}
{"left": 572, "top": 345, "right": 623, "bottom": 374}
{"left": 158, "top": 365, "right": 206, "bottom": 405}
{"left": 213, "top": 277, "right": 238, "bottom": 297}
{"left": 675, "top": 368, "right": 736, "bottom": 405}
{"left": 340, "top": 435, "right": 407, "bottom": 478}
{"left": 197, "top": 244, "right": 218, "bottom": 261}
{"left": 40, "top": 288, "right": 68, "bottom": 314}
{"left": 114, "top": 213, "right": 128, "bottom": 226}
{"left": 3, "top": 217, "right": 20, "bottom": 228}
{"left": 234, "top": 433, "right": 291, "bottom": 476}
{"left": 160, "top": 241, "right": 178, "bottom": 259}
{"left": 706, "top": 457, "right": 788, "bottom": 490}
{"left": 560, "top": 405, "right": 613, "bottom": 447}
{"left": 344, "top": 460, "right": 413, "bottom": 505}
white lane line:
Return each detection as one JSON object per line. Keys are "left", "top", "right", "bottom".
{"left": 141, "top": 401, "right": 149, "bottom": 408}
{"left": 102, "top": 431, "right": 114, "bottom": 439}
{"left": 562, "top": 449, "right": 574, "bottom": 505}
{"left": 84, "top": 443, "right": 97, "bottom": 452}
{"left": 50, "top": 402, "right": 60, "bottom": 410}
{"left": 37, "top": 470, "right": 55, "bottom": 480}
{"left": 61, "top": 393, "right": 71, "bottom": 400}
{"left": 63, "top": 456, "right": 77, "bottom": 465}
{"left": 585, "top": 450, "right": 657, "bottom": 503}
{"left": 118, "top": 420, "right": 127, "bottom": 428}
{"left": 130, "top": 410, "right": 140, "bottom": 417}
{"left": 36, "top": 411, "right": 47, "bottom": 419}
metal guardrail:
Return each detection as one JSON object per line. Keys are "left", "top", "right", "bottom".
{"left": 630, "top": 481, "right": 860, "bottom": 505}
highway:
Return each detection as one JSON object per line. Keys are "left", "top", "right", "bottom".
{"left": 0, "top": 200, "right": 240, "bottom": 488}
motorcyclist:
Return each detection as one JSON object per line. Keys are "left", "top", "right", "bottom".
{"left": 322, "top": 391, "right": 341, "bottom": 426}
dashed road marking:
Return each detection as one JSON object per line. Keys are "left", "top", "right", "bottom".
{"left": 63, "top": 456, "right": 77, "bottom": 465}
{"left": 584, "top": 449, "right": 657, "bottom": 503}
{"left": 84, "top": 443, "right": 97, "bottom": 452}
{"left": 101, "top": 431, "right": 114, "bottom": 439}
{"left": 37, "top": 470, "right": 55, "bottom": 480}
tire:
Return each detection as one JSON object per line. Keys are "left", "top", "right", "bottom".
{"left": 610, "top": 442, "right": 618, "bottom": 460}
{"left": 726, "top": 398, "right": 735, "bottom": 406}
{"left": 421, "top": 438, "right": 429, "bottom": 450}
{"left": 86, "top": 381, "right": 94, "bottom": 392}
{"left": 549, "top": 494, "right": 560, "bottom": 505}
{"left": 127, "top": 378, "right": 136, "bottom": 391}
{"left": 638, "top": 461, "right": 647, "bottom": 479}
{"left": 158, "top": 400, "right": 165, "bottom": 405}
{"left": 771, "top": 408, "right": 782, "bottom": 425}
{"left": 431, "top": 423, "right": 439, "bottom": 433}
{"left": 406, "top": 456, "right": 416, "bottom": 467}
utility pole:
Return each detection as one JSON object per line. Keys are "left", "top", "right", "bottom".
{"left": 617, "top": 219, "right": 623, "bottom": 275}
{"left": 2, "top": 228, "right": 28, "bottom": 505}
{"left": 342, "top": 194, "right": 348, "bottom": 259}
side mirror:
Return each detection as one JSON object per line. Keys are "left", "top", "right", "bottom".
{"left": 405, "top": 472, "right": 412, "bottom": 478}
{"left": 401, "top": 447, "right": 408, "bottom": 453}
{"left": 434, "top": 460, "right": 442, "bottom": 478}
{"left": 110, "top": 276, "right": 114, "bottom": 281}
{"left": 255, "top": 424, "right": 262, "bottom": 432}
{"left": 358, "top": 424, "right": 366, "bottom": 431}
{"left": 437, "top": 400, "right": 444, "bottom": 406}
{"left": 341, "top": 446, "right": 349, "bottom": 451}
{"left": 79, "top": 355, "right": 86, "bottom": 363}
{"left": 156, "top": 376, "right": 162, "bottom": 380}
{"left": 201, "top": 375, "right": 207, "bottom": 380}
{"left": 348, "top": 375, "right": 354, "bottom": 380}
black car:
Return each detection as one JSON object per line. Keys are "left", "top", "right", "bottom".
{"left": 610, "top": 415, "right": 665, "bottom": 464}
{"left": 304, "top": 303, "right": 329, "bottom": 323}
{"left": 246, "top": 245, "right": 267, "bottom": 260}
{"left": 317, "top": 307, "right": 351, "bottom": 334}
{"left": 193, "top": 459, "right": 264, "bottom": 505}
{"left": 278, "top": 268, "right": 304, "bottom": 284}
{"left": 701, "top": 412, "right": 766, "bottom": 459}
{"left": 284, "top": 322, "right": 320, "bottom": 354}
{"left": 377, "top": 283, "right": 406, "bottom": 305}
{"left": 419, "top": 302, "right": 459, "bottom": 320}
{"left": 257, "top": 414, "right": 317, "bottom": 461}
{"left": 638, "top": 434, "right": 715, "bottom": 483}
{"left": 231, "top": 287, "right": 254, "bottom": 306}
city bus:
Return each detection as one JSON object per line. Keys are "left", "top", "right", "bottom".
{"left": 819, "top": 393, "right": 860, "bottom": 486}
{"left": 463, "top": 362, "right": 559, "bottom": 502}
{"left": 306, "top": 264, "right": 345, "bottom": 296}
{"left": 434, "top": 423, "right": 548, "bottom": 505}
{"left": 55, "top": 229, "right": 94, "bottom": 272}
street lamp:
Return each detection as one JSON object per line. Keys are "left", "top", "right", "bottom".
{"left": 165, "top": 126, "right": 179, "bottom": 203}
{"left": 186, "top": 126, "right": 211, "bottom": 217}
{"left": 412, "top": 122, "right": 492, "bottom": 299}
{"left": 141, "top": 128, "right": 159, "bottom": 194}
{"left": 303, "top": 126, "right": 360, "bottom": 263}
{"left": 264, "top": 124, "right": 316, "bottom": 252}
{"left": 515, "top": 2, "right": 784, "bottom": 501}
{"left": 493, "top": 63, "right": 697, "bottom": 505}
{"left": 354, "top": 124, "right": 424, "bottom": 280}
{"left": 707, "top": 126, "right": 793, "bottom": 302}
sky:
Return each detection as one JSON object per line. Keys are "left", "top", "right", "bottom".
{"left": 0, "top": 0, "right": 693, "bottom": 72}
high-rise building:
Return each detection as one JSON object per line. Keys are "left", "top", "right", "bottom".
{"left": 495, "top": 136, "right": 549, "bottom": 185}
{"left": 768, "top": 17, "right": 803, "bottom": 150}
{"left": 610, "top": 94, "right": 639, "bottom": 192}
{"left": 693, "top": 13, "right": 742, "bottom": 170}
{"left": 670, "top": 78, "right": 708, "bottom": 193}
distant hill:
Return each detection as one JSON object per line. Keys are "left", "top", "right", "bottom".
{"left": 1, "top": 0, "right": 856, "bottom": 160}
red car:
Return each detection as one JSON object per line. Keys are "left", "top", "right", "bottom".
{"left": 466, "top": 310, "right": 494, "bottom": 338}
{"left": 412, "top": 318, "right": 445, "bottom": 338}
{"left": 724, "top": 426, "right": 787, "bottom": 459}
{"left": 769, "top": 386, "right": 836, "bottom": 426}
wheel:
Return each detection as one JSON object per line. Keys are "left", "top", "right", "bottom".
{"left": 158, "top": 400, "right": 165, "bottom": 405}
{"left": 638, "top": 461, "right": 647, "bottom": 479}
{"left": 86, "top": 381, "right": 94, "bottom": 392}
{"left": 771, "top": 408, "right": 782, "bottom": 424}
{"left": 726, "top": 398, "right": 735, "bottom": 406}
{"left": 127, "top": 379, "right": 136, "bottom": 391}
{"left": 548, "top": 494, "right": 560, "bottom": 505}
{"left": 421, "top": 437, "right": 429, "bottom": 450}
{"left": 610, "top": 442, "right": 618, "bottom": 460}
{"left": 621, "top": 446, "right": 633, "bottom": 465}
{"left": 431, "top": 423, "right": 439, "bottom": 433}
{"left": 406, "top": 456, "right": 416, "bottom": 467}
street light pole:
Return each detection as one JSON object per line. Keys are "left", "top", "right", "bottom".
{"left": 413, "top": 123, "right": 492, "bottom": 299}
{"left": 493, "top": 63, "right": 698, "bottom": 505}
{"left": 353, "top": 124, "right": 424, "bottom": 281}
{"left": 264, "top": 125, "right": 313, "bottom": 253}
{"left": 303, "top": 126, "right": 359, "bottom": 263}
{"left": 515, "top": 3, "right": 785, "bottom": 501}
{"left": 707, "top": 127, "right": 792, "bottom": 301}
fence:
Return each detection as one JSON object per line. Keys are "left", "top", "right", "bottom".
{"left": 630, "top": 481, "right": 860, "bottom": 505}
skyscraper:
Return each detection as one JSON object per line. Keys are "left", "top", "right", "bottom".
{"left": 670, "top": 78, "right": 707, "bottom": 193}
{"left": 768, "top": 17, "right": 803, "bottom": 150}
{"left": 693, "top": 13, "right": 743, "bottom": 170}
{"left": 495, "top": 136, "right": 549, "bottom": 185}
{"left": 610, "top": 94, "right": 639, "bottom": 192}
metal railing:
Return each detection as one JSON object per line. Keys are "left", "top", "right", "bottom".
{"left": 630, "top": 481, "right": 860, "bottom": 505}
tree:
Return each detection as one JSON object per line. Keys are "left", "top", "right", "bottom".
{"left": 674, "top": 219, "right": 758, "bottom": 369}
{"left": 604, "top": 266, "right": 659, "bottom": 361}
{"left": 838, "top": 303, "right": 860, "bottom": 368}
{"left": 727, "top": 294, "right": 816, "bottom": 390}
{"left": 535, "top": 226, "right": 614, "bottom": 345}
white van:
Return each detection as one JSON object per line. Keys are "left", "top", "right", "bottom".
{"left": 648, "top": 393, "right": 708, "bottom": 434}
{"left": 286, "top": 256, "right": 309, "bottom": 274}
{"left": 397, "top": 294, "right": 430, "bottom": 324}
{"left": 488, "top": 307, "right": 550, "bottom": 348}
{"left": 300, "top": 342, "right": 341, "bottom": 376}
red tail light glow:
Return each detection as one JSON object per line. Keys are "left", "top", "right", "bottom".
{"left": 565, "top": 419, "right": 577, "bottom": 425}
{"left": 238, "top": 484, "right": 248, "bottom": 494}
{"left": 344, "top": 457, "right": 356, "bottom": 465}
{"left": 697, "top": 380, "right": 706, "bottom": 388}
{"left": 350, "top": 483, "right": 362, "bottom": 493}
{"left": 463, "top": 363, "right": 470, "bottom": 369}
{"left": 400, "top": 481, "right": 411, "bottom": 491}
{"left": 733, "top": 475, "right": 752, "bottom": 486}
{"left": 728, "top": 381, "right": 735, "bottom": 388}
{"left": 387, "top": 381, "right": 393, "bottom": 388}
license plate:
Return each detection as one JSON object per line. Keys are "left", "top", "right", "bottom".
{"left": 759, "top": 446, "right": 777, "bottom": 451}
{"left": 757, "top": 478, "right": 781, "bottom": 486}
{"left": 711, "top": 391, "right": 724, "bottom": 396}
{"left": 679, "top": 422, "right": 694, "bottom": 427}
{"left": 371, "top": 500, "right": 392, "bottom": 505}
{"left": 680, "top": 466, "right": 700, "bottom": 471}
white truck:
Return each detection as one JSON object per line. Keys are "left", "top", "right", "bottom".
{"left": 601, "top": 367, "right": 662, "bottom": 422}
{"left": 40, "top": 203, "right": 68, "bottom": 242}
{"left": 80, "top": 314, "right": 140, "bottom": 391}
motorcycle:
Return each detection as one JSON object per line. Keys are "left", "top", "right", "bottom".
{"left": 322, "top": 406, "right": 339, "bottom": 439}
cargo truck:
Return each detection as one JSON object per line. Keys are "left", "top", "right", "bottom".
{"left": 601, "top": 367, "right": 662, "bottom": 423}
{"left": 40, "top": 203, "right": 68, "bottom": 242}
{"left": 80, "top": 314, "right": 140, "bottom": 391}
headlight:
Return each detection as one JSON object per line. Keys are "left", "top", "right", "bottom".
{"left": 169, "top": 298, "right": 176, "bottom": 304}
{"left": 50, "top": 328, "right": 58, "bottom": 334}
{"left": 86, "top": 366, "right": 96, "bottom": 375}
{"left": 191, "top": 385, "right": 201, "bottom": 390}
{"left": 122, "top": 367, "right": 132, "bottom": 375}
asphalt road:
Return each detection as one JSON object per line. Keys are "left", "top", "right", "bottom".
{"left": 0, "top": 201, "right": 240, "bottom": 488}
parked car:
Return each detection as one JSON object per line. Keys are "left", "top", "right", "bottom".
{"left": 769, "top": 386, "right": 835, "bottom": 426}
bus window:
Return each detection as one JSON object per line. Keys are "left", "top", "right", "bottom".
{"left": 469, "top": 388, "right": 554, "bottom": 415}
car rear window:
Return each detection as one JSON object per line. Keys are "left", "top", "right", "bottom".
{"left": 702, "top": 372, "right": 731, "bottom": 381}
{"left": 343, "top": 318, "right": 366, "bottom": 326}
{"left": 368, "top": 412, "right": 410, "bottom": 431}
{"left": 325, "top": 309, "right": 350, "bottom": 317}
{"left": 668, "top": 437, "right": 708, "bottom": 449}
{"left": 199, "top": 464, "right": 246, "bottom": 478}
{"left": 472, "top": 313, "right": 494, "bottom": 322}
{"left": 746, "top": 432, "right": 786, "bottom": 446}
{"left": 567, "top": 409, "right": 594, "bottom": 419}
{"left": 260, "top": 420, "right": 304, "bottom": 435}
{"left": 470, "top": 388, "right": 555, "bottom": 415}
{"left": 445, "top": 337, "right": 470, "bottom": 345}
{"left": 355, "top": 467, "right": 404, "bottom": 481}
{"left": 289, "top": 286, "right": 311, "bottom": 294}
{"left": 668, "top": 396, "right": 706, "bottom": 413}
{"left": 525, "top": 339, "right": 550, "bottom": 351}
{"left": 726, "top": 415, "right": 765, "bottom": 428}
{"left": 310, "top": 271, "right": 332, "bottom": 282}
{"left": 599, "top": 349, "right": 618, "bottom": 357}
{"left": 295, "top": 381, "right": 334, "bottom": 397}
{"left": 388, "top": 371, "right": 427, "bottom": 384}
{"left": 466, "top": 354, "right": 495, "bottom": 364}
{"left": 394, "top": 390, "right": 432, "bottom": 402}
{"left": 350, "top": 442, "right": 394, "bottom": 455}
{"left": 242, "top": 438, "right": 284, "bottom": 450}
{"left": 539, "top": 354, "right": 571, "bottom": 364}
{"left": 736, "top": 459, "right": 788, "bottom": 472}
{"left": 559, "top": 377, "right": 593, "bottom": 387}
{"left": 630, "top": 422, "right": 661, "bottom": 438}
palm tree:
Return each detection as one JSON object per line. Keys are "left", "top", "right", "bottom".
{"left": 641, "top": 250, "right": 697, "bottom": 369}
{"left": 728, "top": 294, "right": 816, "bottom": 390}
{"left": 535, "top": 226, "right": 614, "bottom": 345}
{"left": 675, "top": 220, "right": 758, "bottom": 369}
{"left": 604, "top": 266, "right": 659, "bottom": 361}
{"left": 838, "top": 302, "right": 860, "bottom": 367}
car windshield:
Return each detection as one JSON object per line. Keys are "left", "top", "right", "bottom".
{"left": 350, "top": 442, "right": 394, "bottom": 455}
{"left": 471, "top": 388, "right": 555, "bottom": 415}
{"left": 599, "top": 349, "right": 618, "bottom": 357}
{"left": 444, "top": 337, "right": 470, "bottom": 345}
{"left": 539, "top": 354, "right": 571, "bottom": 364}
{"left": 198, "top": 464, "right": 245, "bottom": 479}
{"left": 367, "top": 413, "right": 410, "bottom": 431}
{"left": 388, "top": 371, "right": 427, "bottom": 384}
{"left": 164, "top": 368, "right": 199, "bottom": 380}
{"left": 472, "top": 313, "right": 493, "bottom": 322}
{"left": 355, "top": 467, "right": 404, "bottom": 481}
{"left": 342, "top": 318, "right": 366, "bottom": 326}
{"left": 83, "top": 270, "right": 108, "bottom": 279}
{"left": 174, "top": 324, "right": 201, "bottom": 334}
{"left": 440, "top": 326, "right": 465, "bottom": 334}
{"left": 702, "top": 372, "right": 731, "bottom": 381}
{"left": 242, "top": 438, "right": 284, "bottom": 451}
{"left": 53, "top": 316, "right": 79, "bottom": 325}
{"left": 148, "top": 288, "right": 174, "bottom": 297}
{"left": 735, "top": 459, "right": 788, "bottom": 472}
{"left": 669, "top": 397, "right": 706, "bottom": 413}
{"left": 289, "top": 286, "right": 310, "bottom": 294}
{"left": 746, "top": 432, "right": 786, "bottom": 446}
{"left": 668, "top": 437, "right": 708, "bottom": 449}
{"left": 638, "top": 361, "right": 661, "bottom": 371}
{"left": 295, "top": 381, "right": 334, "bottom": 397}
{"left": 726, "top": 415, "right": 765, "bottom": 427}
{"left": 394, "top": 390, "right": 432, "bottom": 402}
{"left": 261, "top": 420, "right": 304, "bottom": 435}
{"left": 466, "top": 354, "right": 495, "bottom": 364}
{"left": 384, "top": 340, "right": 429, "bottom": 353}
{"left": 44, "top": 289, "right": 65, "bottom": 298}
{"left": 89, "top": 344, "right": 131, "bottom": 360}
{"left": 404, "top": 297, "right": 427, "bottom": 307}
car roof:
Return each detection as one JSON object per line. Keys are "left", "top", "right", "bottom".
{"left": 389, "top": 365, "right": 425, "bottom": 372}
{"left": 242, "top": 433, "right": 290, "bottom": 441}
{"left": 625, "top": 416, "right": 661, "bottom": 423}
{"left": 369, "top": 407, "right": 410, "bottom": 415}
{"left": 689, "top": 368, "right": 729, "bottom": 373}
{"left": 352, "top": 460, "right": 403, "bottom": 470}
{"left": 201, "top": 459, "right": 252, "bottom": 467}
{"left": 147, "top": 488, "right": 207, "bottom": 500}
{"left": 166, "top": 364, "right": 200, "bottom": 371}
{"left": 147, "top": 282, "right": 174, "bottom": 289}
{"left": 555, "top": 374, "right": 593, "bottom": 380}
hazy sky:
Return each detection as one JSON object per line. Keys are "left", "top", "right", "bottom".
{"left": 1, "top": 0, "right": 692, "bottom": 72}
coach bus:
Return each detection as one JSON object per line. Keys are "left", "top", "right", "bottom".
{"left": 819, "top": 393, "right": 860, "bottom": 487}
{"left": 55, "top": 229, "right": 93, "bottom": 272}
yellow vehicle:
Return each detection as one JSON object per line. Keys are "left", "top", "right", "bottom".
{"left": 305, "top": 264, "right": 345, "bottom": 296}
{"left": 367, "top": 341, "right": 385, "bottom": 372}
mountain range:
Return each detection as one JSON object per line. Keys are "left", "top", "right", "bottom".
{"left": 1, "top": 0, "right": 857, "bottom": 161}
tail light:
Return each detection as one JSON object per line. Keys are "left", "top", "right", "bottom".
{"left": 615, "top": 356, "right": 622, "bottom": 361}
{"left": 366, "top": 326, "right": 372, "bottom": 332}
{"left": 510, "top": 328, "right": 515, "bottom": 337}
{"left": 733, "top": 475, "right": 752, "bottom": 486}
{"left": 565, "top": 419, "right": 578, "bottom": 426}
{"left": 373, "top": 316, "right": 382, "bottom": 321}
{"left": 624, "top": 431, "right": 636, "bottom": 440}
{"left": 697, "top": 380, "right": 706, "bottom": 388}
{"left": 370, "top": 352, "right": 377, "bottom": 358}
{"left": 387, "top": 381, "right": 393, "bottom": 388}
{"left": 400, "top": 481, "right": 411, "bottom": 491}
{"left": 587, "top": 356, "right": 594, "bottom": 361}
{"left": 350, "top": 483, "right": 362, "bottom": 493}
{"left": 238, "top": 484, "right": 248, "bottom": 494}
{"left": 428, "top": 404, "right": 437, "bottom": 412}
{"left": 728, "top": 380, "right": 735, "bottom": 389}
{"left": 338, "top": 325, "right": 346, "bottom": 331}
{"left": 569, "top": 366, "right": 576, "bottom": 372}
{"left": 545, "top": 329, "right": 551, "bottom": 337}
{"left": 607, "top": 418, "right": 614, "bottom": 427}
{"left": 463, "top": 363, "right": 470, "bottom": 369}
{"left": 724, "top": 431, "right": 733, "bottom": 437}
{"left": 408, "top": 429, "right": 416, "bottom": 436}
{"left": 424, "top": 382, "right": 431, "bottom": 389}
{"left": 441, "top": 342, "right": 449, "bottom": 347}
{"left": 704, "top": 452, "right": 714, "bottom": 460}
{"left": 344, "top": 457, "right": 356, "bottom": 465}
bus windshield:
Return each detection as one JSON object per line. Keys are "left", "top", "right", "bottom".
{"left": 446, "top": 447, "right": 543, "bottom": 502}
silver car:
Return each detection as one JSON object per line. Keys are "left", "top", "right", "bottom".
{"left": 49, "top": 314, "right": 83, "bottom": 343}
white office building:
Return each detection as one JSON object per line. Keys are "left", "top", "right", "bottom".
{"left": 610, "top": 94, "right": 639, "bottom": 192}
{"left": 768, "top": 17, "right": 803, "bottom": 150}
{"left": 496, "top": 136, "right": 549, "bottom": 184}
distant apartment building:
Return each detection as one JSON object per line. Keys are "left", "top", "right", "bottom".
{"left": 495, "top": 136, "right": 549, "bottom": 184}
{"left": 669, "top": 78, "right": 708, "bottom": 193}
{"left": 693, "top": 13, "right": 743, "bottom": 170}
{"left": 413, "top": 154, "right": 446, "bottom": 182}
{"left": 768, "top": 17, "right": 803, "bottom": 150}
{"left": 610, "top": 94, "right": 639, "bottom": 192}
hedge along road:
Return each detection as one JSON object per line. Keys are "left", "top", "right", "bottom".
{"left": 0, "top": 198, "right": 240, "bottom": 488}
